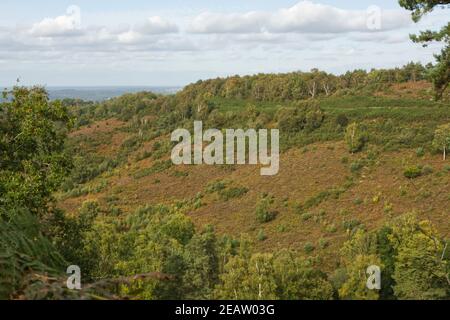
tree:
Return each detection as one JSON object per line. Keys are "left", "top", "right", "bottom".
{"left": 0, "top": 86, "right": 72, "bottom": 216}
{"left": 399, "top": 0, "right": 450, "bottom": 100}
{"left": 273, "top": 250, "right": 334, "bottom": 300}
{"left": 338, "top": 254, "right": 383, "bottom": 300}
{"left": 277, "top": 101, "right": 325, "bottom": 133}
{"left": 182, "top": 226, "right": 220, "bottom": 299}
{"left": 432, "top": 123, "right": 450, "bottom": 160}
{"left": 255, "top": 194, "right": 277, "bottom": 223}
{"left": 344, "top": 122, "right": 367, "bottom": 153}
{"left": 388, "top": 213, "right": 449, "bottom": 300}
{"left": 338, "top": 229, "right": 383, "bottom": 300}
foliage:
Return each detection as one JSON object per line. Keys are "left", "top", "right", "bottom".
{"left": 399, "top": 0, "right": 449, "bottom": 100}
{"left": 0, "top": 86, "right": 72, "bottom": 216}
{"left": 277, "top": 101, "right": 325, "bottom": 133}
{"left": 403, "top": 165, "right": 423, "bottom": 179}
{"left": 344, "top": 122, "right": 367, "bottom": 153}
{"left": 215, "top": 250, "right": 333, "bottom": 300}
{"left": 255, "top": 194, "right": 277, "bottom": 223}
{"left": 0, "top": 208, "right": 66, "bottom": 299}
{"left": 388, "top": 213, "right": 449, "bottom": 299}
{"left": 432, "top": 123, "right": 450, "bottom": 160}
{"left": 337, "top": 214, "right": 450, "bottom": 300}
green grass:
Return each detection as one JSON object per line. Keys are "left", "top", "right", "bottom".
{"left": 211, "top": 97, "right": 279, "bottom": 112}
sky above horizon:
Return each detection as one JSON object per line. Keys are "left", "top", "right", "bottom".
{"left": 0, "top": 0, "right": 448, "bottom": 86}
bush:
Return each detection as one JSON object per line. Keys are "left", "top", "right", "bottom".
{"left": 342, "top": 219, "right": 362, "bottom": 231}
{"left": 301, "top": 212, "right": 313, "bottom": 221}
{"left": 421, "top": 165, "right": 434, "bottom": 175}
{"left": 403, "top": 165, "right": 422, "bottom": 179}
{"left": 219, "top": 187, "right": 249, "bottom": 201}
{"left": 318, "top": 238, "right": 329, "bottom": 249}
{"left": 257, "top": 229, "right": 267, "bottom": 241}
{"left": 336, "top": 114, "right": 349, "bottom": 128}
{"left": 277, "top": 101, "right": 325, "bottom": 133}
{"left": 133, "top": 160, "right": 173, "bottom": 179}
{"left": 416, "top": 147, "right": 425, "bottom": 157}
{"left": 326, "top": 224, "right": 338, "bottom": 233}
{"left": 345, "top": 122, "right": 367, "bottom": 153}
{"left": 205, "top": 180, "right": 227, "bottom": 194}
{"left": 256, "top": 195, "right": 277, "bottom": 223}
{"left": 304, "top": 242, "right": 315, "bottom": 253}
{"left": 350, "top": 160, "right": 364, "bottom": 173}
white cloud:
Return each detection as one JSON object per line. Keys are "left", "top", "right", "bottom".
{"left": 189, "top": 11, "right": 266, "bottom": 33}
{"left": 1, "top": 1, "right": 446, "bottom": 86}
{"left": 29, "top": 6, "right": 82, "bottom": 37}
{"left": 136, "top": 16, "right": 179, "bottom": 35}
{"left": 117, "top": 30, "right": 143, "bottom": 44}
{"left": 188, "top": 1, "right": 411, "bottom": 34}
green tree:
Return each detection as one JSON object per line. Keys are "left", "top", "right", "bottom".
{"left": 388, "top": 213, "right": 449, "bottom": 300}
{"left": 432, "top": 123, "right": 450, "bottom": 160}
{"left": 182, "top": 226, "right": 220, "bottom": 299}
{"left": 273, "top": 250, "right": 334, "bottom": 300}
{"left": 276, "top": 101, "right": 324, "bottom": 133}
{"left": 0, "top": 86, "right": 72, "bottom": 216}
{"left": 255, "top": 194, "right": 277, "bottom": 223}
{"left": 338, "top": 229, "right": 383, "bottom": 300}
{"left": 399, "top": 0, "right": 450, "bottom": 99}
{"left": 114, "top": 205, "right": 195, "bottom": 299}
{"left": 344, "top": 122, "right": 367, "bottom": 153}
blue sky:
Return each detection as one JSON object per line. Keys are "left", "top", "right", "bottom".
{"left": 0, "top": 1, "right": 447, "bottom": 86}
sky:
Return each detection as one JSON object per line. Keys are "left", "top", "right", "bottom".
{"left": 0, "top": 0, "right": 448, "bottom": 86}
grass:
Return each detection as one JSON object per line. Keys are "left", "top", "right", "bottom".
{"left": 132, "top": 160, "right": 173, "bottom": 179}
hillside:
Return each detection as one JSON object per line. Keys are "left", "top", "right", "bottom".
{"left": 57, "top": 78, "right": 450, "bottom": 271}
{"left": 2, "top": 69, "right": 450, "bottom": 300}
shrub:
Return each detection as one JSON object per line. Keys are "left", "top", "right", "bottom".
{"left": 416, "top": 147, "right": 425, "bottom": 157}
{"left": 304, "top": 242, "right": 315, "bottom": 253}
{"left": 318, "top": 238, "right": 329, "bottom": 249}
{"left": 421, "top": 165, "right": 434, "bottom": 175}
{"left": 172, "top": 170, "right": 189, "bottom": 177}
{"left": 133, "top": 160, "right": 173, "bottom": 179}
{"left": 301, "top": 212, "right": 313, "bottom": 221}
{"left": 135, "top": 150, "right": 152, "bottom": 162}
{"left": 342, "top": 219, "right": 362, "bottom": 231}
{"left": 336, "top": 114, "right": 349, "bottom": 128}
{"left": 326, "top": 224, "right": 338, "bottom": 233}
{"left": 350, "top": 160, "right": 364, "bottom": 173}
{"left": 219, "top": 187, "right": 249, "bottom": 201}
{"left": 403, "top": 165, "right": 422, "bottom": 179}
{"left": 277, "top": 101, "right": 325, "bottom": 133}
{"left": 205, "top": 180, "right": 227, "bottom": 194}
{"left": 345, "top": 122, "right": 367, "bottom": 153}
{"left": 256, "top": 195, "right": 277, "bottom": 223}
{"left": 257, "top": 229, "right": 267, "bottom": 241}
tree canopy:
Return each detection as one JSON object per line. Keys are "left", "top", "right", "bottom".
{"left": 399, "top": 0, "right": 450, "bottom": 99}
